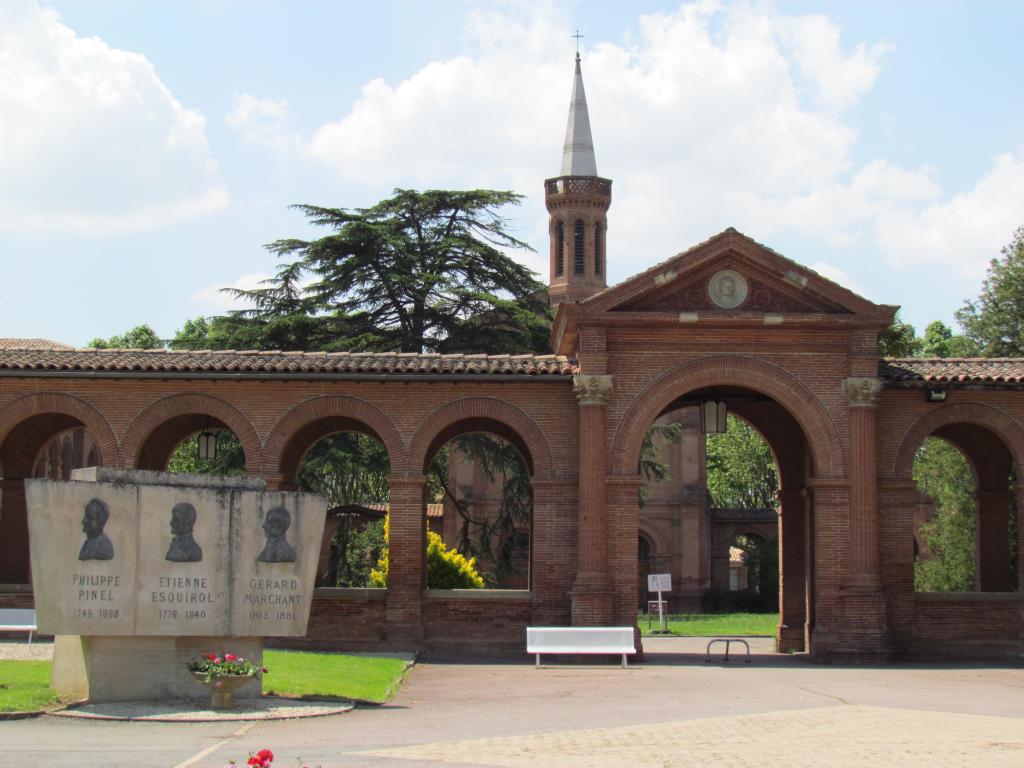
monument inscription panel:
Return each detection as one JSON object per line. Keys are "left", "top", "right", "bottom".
{"left": 26, "top": 469, "right": 326, "bottom": 638}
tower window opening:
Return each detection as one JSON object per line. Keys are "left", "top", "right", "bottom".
{"left": 556, "top": 222, "right": 565, "bottom": 277}
{"left": 594, "top": 222, "right": 602, "bottom": 276}
{"left": 574, "top": 220, "right": 585, "bottom": 275}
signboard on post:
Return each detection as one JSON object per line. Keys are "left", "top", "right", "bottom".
{"left": 647, "top": 573, "right": 672, "bottom": 593}
{"left": 647, "top": 573, "right": 672, "bottom": 633}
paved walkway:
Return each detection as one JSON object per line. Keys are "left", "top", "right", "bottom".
{"left": 3, "top": 639, "right": 1023, "bottom": 767}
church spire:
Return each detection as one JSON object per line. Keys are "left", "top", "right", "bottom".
{"left": 560, "top": 53, "right": 598, "bottom": 177}
{"left": 545, "top": 51, "right": 611, "bottom": 308}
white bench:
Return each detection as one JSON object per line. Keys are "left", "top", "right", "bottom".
{"left": 526, "top": 626, "right": 636, "bottom": 668}
{"left": 0, "top": 608, "right": 38, "bottom": 643}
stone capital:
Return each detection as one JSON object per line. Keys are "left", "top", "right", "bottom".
{"left": 573, "top": 374, "right": 613, "bottom": 406}
{"left": 843, "top": 377, "right": 883, "bottom": 406}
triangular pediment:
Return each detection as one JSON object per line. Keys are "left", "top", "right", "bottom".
{"left": 583, "top": 228, "right": 883, "bottom": 317}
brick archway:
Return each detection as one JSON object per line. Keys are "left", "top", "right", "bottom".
{"left": 263, "top": 395, "right": 407, "bottom": 480}
{"left": 609, "top": 355, "right": 844, "bottom": 480}
{"left": 122, "top": 394, "right": 262, "bottom": 473}
{"left": 408, "top": 397, "right": 554, "bottom": 478}
{"left": 0, "top": 392, "right": 118, "bottom": 470}
{"left": 890, "top": 401, "right": 1024, "bottom": 481}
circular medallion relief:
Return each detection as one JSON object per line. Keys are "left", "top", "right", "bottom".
{"left": 708, "top": 270, "right": 748, "bottom": 309}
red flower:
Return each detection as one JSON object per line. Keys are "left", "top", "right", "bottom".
{"left": 257, "top": 749, "right": 274, "bottom": 762}
{"left": 225, "top": 653, "right": 237, "bottom": 662}
{"left": 214, "top": 657, "right": 223, "bottom": 664}
{"left": 206, "top": 653, "right": 217, "bottom": 660}
{"left": 247, "top": 758, "right": 260, "bottom": 766}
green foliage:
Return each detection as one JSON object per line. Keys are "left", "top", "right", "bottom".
{"left": 0, "top": 660, "right": 59, "bottom": 712}
{"left": 166, "top": 430, "right": 246, "bottom": 476}
{"left": 956, "top": 227, "right": 1024, "bottom": 356}
{"left": 261, "top": 650, "right": 410, "bottom": 703}
{"left": 429, "top": 434, "right": 530, "bottom": 582}
{"left": 298, "top": 432, "right": 389, "bottom": 505}
{"left": 88, "top": 324, "right": 163, "bottom": 350}
{"left": 705, "top": 415, "right": 779, "bottom": 509}
{"left": 370, "top": 516, "right": 484, "bottom": 589}
{"left": 920, "top": 320, "right": 979, "bottom": 357}
{"left": 913, "top": 437, "right": 977, "bottom": 592}
{"left": 735, "top": 534, "right": 779, "bottom": 611}
{"left": 338, "top": 518, "right": 386, "bottom": 588}
{"left": 639, "top": 422, "right": 683, "bottom": 508}
{"left": 215, "top": 189, "right": 551, "bottom": 354}
{"left": 878, "top": 313, "right": 922, "bottom": 357}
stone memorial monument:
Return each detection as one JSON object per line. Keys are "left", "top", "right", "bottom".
{"left": 26, "top": 468, "right": 327, "bottom": 703}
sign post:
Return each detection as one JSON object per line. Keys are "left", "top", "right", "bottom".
{"left": 647, "top": 573, "right": 672, "bottom": 634}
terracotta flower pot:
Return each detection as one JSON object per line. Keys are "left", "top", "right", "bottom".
{"left": 192, "top": 671, "right": 257, "bottom": 710}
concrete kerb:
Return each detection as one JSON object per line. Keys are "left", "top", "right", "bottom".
{"left": 49, "top": 697, "right": 355, "bottom": 722}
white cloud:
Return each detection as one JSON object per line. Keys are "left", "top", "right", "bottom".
{"left": 190, "top": 273, "right": 271, "bottom": 315}
{"left": 875, "top": 151, "right": 1024, "bottom": 278}
{"left": 226, "top": 93, "right": 302, "bottom": 160}
{"left": 0, "top": 0, "right": 228, "bottom": 233}
{"left": 810, "top": 261, "right": 862, "bottom": 295}
{"left": 299, "top": 1, "right": 1018, "bottom": 294}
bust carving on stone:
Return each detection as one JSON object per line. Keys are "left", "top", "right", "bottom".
{"left": 573, "top": 374, "right": 613, "bottom": 406}
{"left": 78, "top": 498, "right": 114, "bottom": 561}
{"left": 843, "top": 377, "right": 883, "bottom": 406}
{"left": 257, "top": 506, "right": 297, "bottom": 563}
{"left": 708, "top": 270, "right": 748, "bottom": 309}
{"left": 165, "top": 501, "right": 203, "bottom": 563}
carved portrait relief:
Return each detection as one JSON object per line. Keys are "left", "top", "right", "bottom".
{"left": 708, "top": 270, "right": 748, "bottom": 309}
{"left": 165, "top": 501, "right": 203, "bottom": 563}
{"left": 257, "top": 506, "right": 297, "bottom": 563}
{"left": 78, "top": 497, "right": 114, "bottom": 561}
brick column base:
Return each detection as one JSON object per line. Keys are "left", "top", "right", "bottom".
{"left": 777, "top": 622, "right": 805, "bottom": 654}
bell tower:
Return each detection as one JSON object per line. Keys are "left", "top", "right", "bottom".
{"left": 546, "top": 52, "right": 612, "bottom": 308}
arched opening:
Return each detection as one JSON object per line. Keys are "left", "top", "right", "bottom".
{"left": 422, "top": 419, "right": 533, "bottom": 590}
{"left": 276, "top": 416, "right": 391, "bottom": 589}
{"left": 138, "top": 415, "right": 248, "bottom": 476}
{"left": 0, "top": 413, "right": 103, "bottom": 582}
{"left": 912, "top": 427, "right": 1018, "bottom": 593}
{"left": 631, "top": 384, "right": 814, "bottom": 652}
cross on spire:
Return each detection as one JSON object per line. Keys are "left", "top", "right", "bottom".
{"left": 572, "top": 29, "right": 584, "bottom": 57}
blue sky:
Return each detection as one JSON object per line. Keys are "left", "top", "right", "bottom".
{"left": 2, "top": 0, "right": 1022, "bottom": 347}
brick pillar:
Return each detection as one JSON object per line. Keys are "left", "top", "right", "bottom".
{"left": 385, "top": 475, "right": 426, "bottom": 644}
{"left": 777, "top": 488, "right": 807, "bottom": 653}
{"left": 530, "top": 478, "right": 578, "bottom": 625}
{"left": 839, "top": 377, "right": 888, "bottom": 657}
{"left": 977, "top": 489, "right": 1013, "bottom": 592}
{"left": 0, "top": 478, "right": 29, "bottom": 583}
{"left": 571, "top": 374, "right": 614, "bottom": 625}
{"left": 879, "top": 479, "right": 920, "bottom": 655}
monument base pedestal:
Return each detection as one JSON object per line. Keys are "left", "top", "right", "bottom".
{"left": 53, "top": 635, "right": 264, "bottom": 704}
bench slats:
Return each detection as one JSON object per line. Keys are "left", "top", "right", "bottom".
{"left": 527, "top": 626, "right": 635, "bottom": 667}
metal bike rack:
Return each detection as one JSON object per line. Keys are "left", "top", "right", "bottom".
{"left": 704, "top": 637, "right": 752, "bottom": 663}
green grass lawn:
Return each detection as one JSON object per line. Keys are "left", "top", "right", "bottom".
{"left": 0, "top": 651, "right": 410, "bottom": 712}
{"left": 637, "top": 612, "right": 779, "bottom": 637}
{"left": 0, "top": 660, "right": 59, "bottom": 713}
{"left": 262, "top": 650, "right": 410, "bottom": 703}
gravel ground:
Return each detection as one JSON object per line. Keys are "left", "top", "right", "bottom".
{"left": 0, "top": 639, "right": 53, "bottom": 661}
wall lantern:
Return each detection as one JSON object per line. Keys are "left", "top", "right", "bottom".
{"left": 197, "top": 428, "right": 218, "bottom": 462}
{"left": 925, "top": 388, "right": 947, "bottom": 403}
{"left": 700, "top": 400, "right": 728, "bottom": 434}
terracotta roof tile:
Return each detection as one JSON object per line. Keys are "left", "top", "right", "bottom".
{"left": 880, "top": 358, "right": 1024, "bottom": 386}
{"left": 0, "top": 348, "right": 576, "bottom": 378}
{"left": 0, "top": 338, "right": 72, "bottom": 350}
